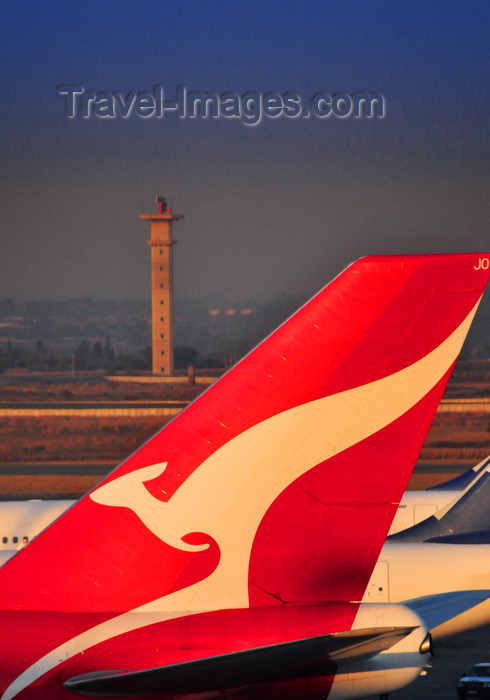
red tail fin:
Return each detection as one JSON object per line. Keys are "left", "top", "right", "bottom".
{"left": 1, "top": 254, "right": 488, "bottom": 614}
{"left": 0, "top": 253, "right": 487, "bottom": 699}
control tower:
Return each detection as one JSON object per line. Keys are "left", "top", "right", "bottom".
{"left": 140, "top": 197, "right": 183, "bottom": 375}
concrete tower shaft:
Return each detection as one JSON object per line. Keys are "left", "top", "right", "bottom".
{"left": 140, "top": 207, "right": 183, "bottom": 376}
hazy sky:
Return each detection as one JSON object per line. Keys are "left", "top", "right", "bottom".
{"left": 1, "top": 0, "right": 489, "bottom": 303}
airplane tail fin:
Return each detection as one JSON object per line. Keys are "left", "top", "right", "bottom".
{"left": 0, "top": 253, "right": 488, "bottom": 618}
{"left": 389, "top": 456, "right": 490, "bottom": 543}
{"left": 428, "top": 455, "right": 490, "bottom": 492}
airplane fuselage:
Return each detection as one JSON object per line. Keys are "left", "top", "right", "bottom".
{"left": 364, "top": 542, "right": 490, "bottom": 637}
{"left": 389, "top": 490, "right": 455, "bottom": 534}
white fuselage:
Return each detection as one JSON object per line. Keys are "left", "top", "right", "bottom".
{"left": 364, "top": 542, "right": 490, "bottom": 637}
{"left": 389, "top": 490, "right": 455, "bottom": 534}
{"left": 0, "top": 500, "right": 73, "bottom": 558}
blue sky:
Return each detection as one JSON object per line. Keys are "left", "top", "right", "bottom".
{"left": 1, "top": 0, "right": 489, "bottom": 302}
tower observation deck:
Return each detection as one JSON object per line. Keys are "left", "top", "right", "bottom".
{"left": 140, "top": 197, "right": 183, "bottom": 376}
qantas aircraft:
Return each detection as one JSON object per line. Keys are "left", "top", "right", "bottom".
{"left": 0, "top": 253, "right": 488, "bottom": 700}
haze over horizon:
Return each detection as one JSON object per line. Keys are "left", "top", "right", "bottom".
{"left": 1, "top": 1, "right": 489, "bottom": 304}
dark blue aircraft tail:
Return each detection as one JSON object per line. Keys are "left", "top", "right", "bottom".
{"left": 428, "top": 456, "right": 490, "bottom": 492}
{"left": 389, "top": 457, "right": 490, "bottom": 543}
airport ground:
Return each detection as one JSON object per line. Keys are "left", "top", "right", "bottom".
{"left": 377, "top": 623, "right": 490, "bottom": 699}
{"left": 0, "top": 375, "right": 488, "bottom": 498}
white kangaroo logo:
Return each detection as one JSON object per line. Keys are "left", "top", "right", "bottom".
{"left": 91, "top": 462, "right": 212, "bottom": 553}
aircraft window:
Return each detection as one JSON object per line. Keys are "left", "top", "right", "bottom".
{"left": 13, "top": 537, "right": 18, "bottom": 544}
{"left": 23, "top": 536, "right": 29, "bottom": 544}
{"left": 2, "top": 537, "right": 7, "bottom": 544}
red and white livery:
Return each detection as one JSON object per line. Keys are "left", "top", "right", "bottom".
{"left": 0, "top": 253, "right": 488, "bottom": 699}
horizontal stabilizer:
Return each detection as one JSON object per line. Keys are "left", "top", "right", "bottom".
{"left": 405, "top": 591, "right": 490, "bottom": 631}
{"left": 64, "top": 626, "right": 415, "bottom": 696}
{"left": 426, "top": 529, "right": 490, "bottom": 544}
